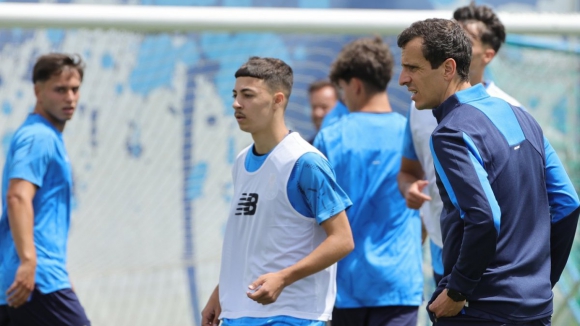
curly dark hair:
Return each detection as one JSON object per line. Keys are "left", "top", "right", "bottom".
{"left": 397, "top": 18, "right": 471, "bottom": 82}
{"left": 32, "top": 53, "right": 84, "bottom": 83}
{"left": 235, "top": 56, "right": 293, "bottom": 100}
{"left": 329, "top": 36, "right": 393, "bottom": 93}
{"left": 453, "top": 2, "right": 506, "bottom": 53}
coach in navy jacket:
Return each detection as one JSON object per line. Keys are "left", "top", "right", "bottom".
{"left": 398, "top": 18, "right": 580, "bottom": 325}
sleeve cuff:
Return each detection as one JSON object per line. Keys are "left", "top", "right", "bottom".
{"left": 447, "top": 266, "right": 480, "bottom": 297}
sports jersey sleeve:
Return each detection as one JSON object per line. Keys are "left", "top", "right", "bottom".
{"left": 288, "top": 152, "right": 351, "bottom": 225}
{"left": 430, "top": 129, "right": 499, "bottom": 297}
{"left": 544, "top": 136, "right": 580, "bottom": 286}
{"left": 8, "top": 133, "right": 55, "bottom": 187}
{"left": 402, "top": 104, "right": 418, "bottom": 160}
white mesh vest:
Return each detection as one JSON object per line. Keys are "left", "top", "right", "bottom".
{"left": 219, "top": 132, "right": 336, "bottom": 321}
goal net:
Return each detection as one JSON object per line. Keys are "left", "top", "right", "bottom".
{"left": 0, "top": 3, "right": 579, "bottom": 326}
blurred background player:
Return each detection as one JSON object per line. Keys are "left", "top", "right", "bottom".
{"left": 398, "top": 18, "right": 580, "bottom": 325}
{"left": 397, "top": 2, "right": 521, "bottom": 286}
{"left": 307, "top": 80, "right": 339, "bottom": 143}
{"left": 314, "top": 37, "right": 423, "bottom": 326}
{"left": 0, "top": 54, "right": 91, "bottom": 326}
{"left": 201, "top": 56, "right": 354, "bottom": 326}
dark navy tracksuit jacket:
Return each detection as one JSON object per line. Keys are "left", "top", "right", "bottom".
{"left": 429, "top": 84, "right": 580, "bottom": 323}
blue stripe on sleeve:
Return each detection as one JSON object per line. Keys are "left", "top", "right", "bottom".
{"left": 463, "top": 133, "right": 501, "bottom": 234}
{"left": 430, "top": 137, "right": 464, "bottom": 219}
{"left": 544, "top": 136, "right": 580, "bottom": 222}
{"left": 402, "top": 104, "right": 419, "bottom": 160}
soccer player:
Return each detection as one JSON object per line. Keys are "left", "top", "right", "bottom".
{"left": 307, "top": 80, "right": 339, "bottom": 143}
{"left": 398, "top": 18, "right": 580, "bottom": 325}
{"left": 0, "top": 54, "right": 90, "bottom": 325}
{"left": 397, "top": 3, "right": 521, "bottom": 286}
{"left": 314, "top": 37, "right": 423, "bottom": 326}
{"left": 200, "top": 56, "right": 354, "bottom": 326}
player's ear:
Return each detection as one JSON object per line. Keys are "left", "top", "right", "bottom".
{"left": 34, "top": 83, "right": 40, "bottom": 97}
{"left": 352, "top": 78, "right": 363, "bottom": 95}
{"left": 482, "top": 48, "right": 496, "bottom": 65}
{"left": 274, "top": 92, "right": 285, "bottom": 106}
{"left": 442, "top": 58, "right": 456, "bottom": 81}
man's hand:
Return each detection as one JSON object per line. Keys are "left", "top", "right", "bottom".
{"left": 6, "top": 261, "right": 36, "bottom": 308}
{"left": 201, "top": 285, "right": 221, "bottom": 326}
{"left": 246, "top": 272, "right": 287, "bottom": 305}
{"left": 428, "top": 289, "right": 466, "bottom": 319}
{"left": 405, "top": 179, "right": 431, "bottom": 209}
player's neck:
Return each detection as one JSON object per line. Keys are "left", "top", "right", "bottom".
{"left": 469, "top": 71, "right": 484, "bottom": 87}
{"left": 251, "top": 121, "right": 289, "bottom": 155}
{"left": 34, "top": 106, "right": 66, "bottom": 132}
{"left": 357, "top": 92, "right": 392, "bottom": 113}
{"left": 440, "top": 79, "right": 472, "bottom": 106}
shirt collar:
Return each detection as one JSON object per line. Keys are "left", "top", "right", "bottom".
{"left": 432, "top": 83, "right": 489, "bottom": 123}
{"left": 29, "top": 113, "right": 63, "bottom": 137}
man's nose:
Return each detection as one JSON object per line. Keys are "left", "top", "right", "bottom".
{"left": 398, "top": 71, "right": 410, "bottom": 86}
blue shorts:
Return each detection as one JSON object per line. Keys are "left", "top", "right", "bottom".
{"left": 222, "top": 315, "right": 325, "bottom": 325}
{"left": 332, "top": 305, "right": 418, "bottom": 326}
{"left": 0, "top": 288, "right": 90, "bottom": 326}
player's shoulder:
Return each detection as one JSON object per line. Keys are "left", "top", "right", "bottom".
{"left": 297, "top": 151, "right": 328, "bottom": 165}
{"left": 295, "top": 151, "right": 332, "bottom": 178}
{"left": 13, "top": 119, "right": 58, "bottom": 145}
{"left": 486, "top": 82, "right": 521, "bottom": 107}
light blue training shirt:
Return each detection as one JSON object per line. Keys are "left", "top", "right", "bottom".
{"left": 0, "top": 114, "right": 73, "bottom": 304}
{"left": 314, "top": 112, "right": 423, "bottom": 308}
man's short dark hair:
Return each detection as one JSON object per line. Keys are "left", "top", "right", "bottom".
{"left": 308, "top": 80, "right": 339, "bottom": 98}
{"left": 397, "top": 18, "right": 471, "bottom": 82}
{"left": 235, "top": 56, "right": 293, "bottom": 100}
{"left": 329, "top": 36, "right": 394, "bottom": 93}
{"left": 453, "top": 2, "right": 506, "bottom": 53}
{"left": 32, "top": 53, "right": 84, "bottom": 84}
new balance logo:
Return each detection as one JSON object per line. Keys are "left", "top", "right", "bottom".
{"left": 235, "top": 193, "right": 259, "bottom": 216}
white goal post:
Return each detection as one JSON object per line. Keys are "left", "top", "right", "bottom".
{"left": 0, "top": 2, "right": 580, "bottom": 35}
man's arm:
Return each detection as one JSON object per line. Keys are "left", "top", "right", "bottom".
{"left": 398, "top": 157, "right": 431, "bottom": 209}
{"left": 246, "top": 211, "right": 353, "bottom": 304}
{"left": 428, "top": 131, "right": 499, "bottom": 317}
{"left": 543, "top": 137, "right": 580, "bottom": 286}
{"left": 201, "top": 285, "right": 221, "bottom": 326}
{"left": 398, "top": 108, "right": 431, "bottom": 209}
{"left": 6, "top": 178, "right": 37, "bottom": 308}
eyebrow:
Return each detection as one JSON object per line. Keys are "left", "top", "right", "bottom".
{"left": 232, "top": 88, "right": 256, "bottom": 93}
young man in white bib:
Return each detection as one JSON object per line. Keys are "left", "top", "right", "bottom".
{"left": 201, "top": 56, "right": 354, "bottom": 326}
